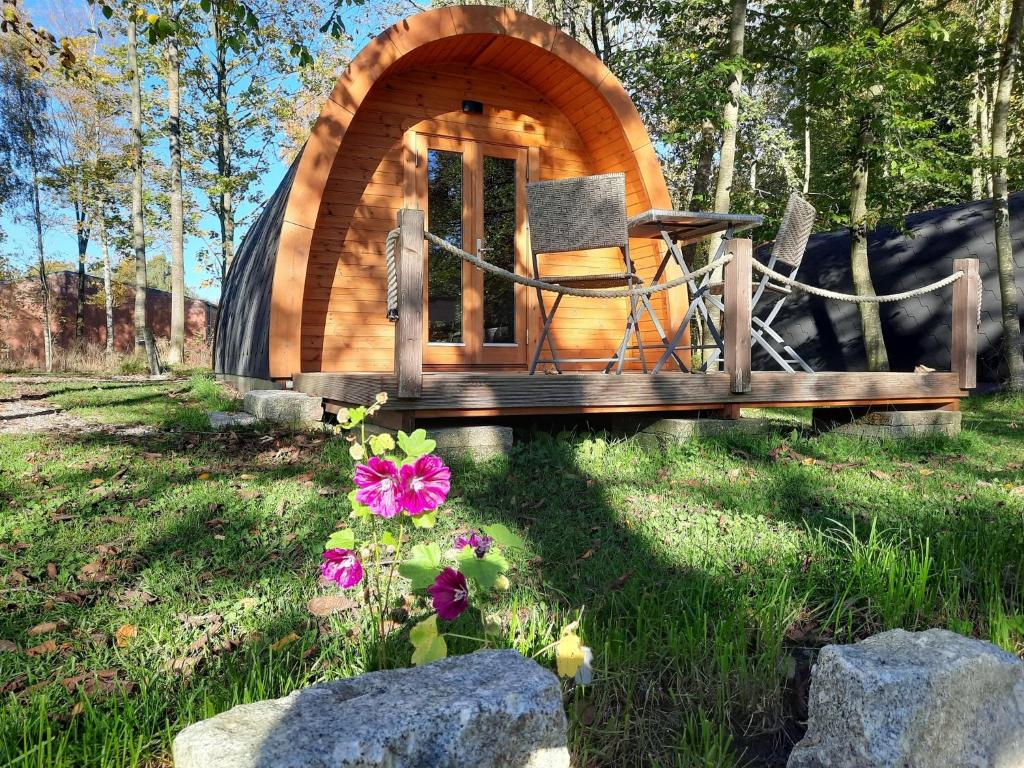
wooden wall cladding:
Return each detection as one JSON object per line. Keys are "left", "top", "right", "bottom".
{"left": 269, "top": 7, "right": 675, "bottom": 377}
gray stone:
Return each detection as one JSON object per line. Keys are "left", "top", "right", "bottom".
{"left": 208, "top": 410, "right": 258, "bottom": 429}
{"left": 814, "top": 408, "right": 961, "bottom": 439}
{"left": 172, "top": 649, "right": 569, "bottom": 768}
{"left": 628, "top": 417, "right": 772, "bottom": 448}
{"left": 244, "top": 390, "right": 324, "bottom": 427}
{"left": 788, "top": 628, "right": 1024, "bottom": 768}
{"left": 432, "top": 425, "right": 513, "bottom": 460}
{"left": 216, "top": 373, "right": 279, "bottom": 396}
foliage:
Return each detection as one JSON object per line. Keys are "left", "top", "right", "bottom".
{"left": 322, "top": 395, "right": 586, "bottom": 674}
{"left": 0, "top": 382, "right": 1022, "bottom": 765}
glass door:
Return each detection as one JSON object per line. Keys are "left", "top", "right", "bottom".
{"left": 416, "top": 133, "right": 528, "bottom": 367}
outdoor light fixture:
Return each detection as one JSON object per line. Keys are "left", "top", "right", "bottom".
{"left": 462, "top": 99, "right": 484, "bottom": 114}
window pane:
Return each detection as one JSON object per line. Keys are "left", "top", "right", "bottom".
{"left": 427, "top": 149, "right": 463, "bottom": 343}
{"left": 482, "top": 155, "right": 516, "bottom": 344}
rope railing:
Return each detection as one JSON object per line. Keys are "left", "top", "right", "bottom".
{"left": 749, "top": 260, "right": 964, "bottom": 303}
{"left": 384, "top": 226, "right": 967, "bottom": 319}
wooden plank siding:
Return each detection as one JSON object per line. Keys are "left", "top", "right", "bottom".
{"left": 283, "top": 9, "right": 677, "bottom": 377}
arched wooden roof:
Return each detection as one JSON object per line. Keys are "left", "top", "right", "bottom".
{"left": 263, "top": 5, "right": 670, "bottom": 378}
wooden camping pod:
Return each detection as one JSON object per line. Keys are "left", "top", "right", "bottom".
{"left": 215, "top": 4, "right": 681, "bottom": 382}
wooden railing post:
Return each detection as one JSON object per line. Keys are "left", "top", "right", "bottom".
{"left": 723, "top": 238, "right": 752, "bottom": 394}
{"left": 394, "top": 208, "right": 424, "bottom": 398}
{"left": 951, "top": 257, "right": 980, "bottom": 390}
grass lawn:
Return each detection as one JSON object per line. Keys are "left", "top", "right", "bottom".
{"left": 1, "top": 375, "right": 1022, "bottom": 767}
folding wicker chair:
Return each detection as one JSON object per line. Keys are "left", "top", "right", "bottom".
{"left": 652, "top": 192, "right": 817, "bottom": 373}
{"left": 746, "top": 193, "right": 817, "bottom": 372}
{"left": 526, "top": 173, "right": 682, "bottom": 374}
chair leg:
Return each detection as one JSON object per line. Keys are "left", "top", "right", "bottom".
{"left": 530, "top": 290, "right": 563, "bottom": 374}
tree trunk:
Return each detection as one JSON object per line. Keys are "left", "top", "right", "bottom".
{"left": 705, "top": 0, "right": 747, "bottom": 335}
{"left": 128, "top": 10, "right": 158, "bottom": 374}
{"left": 849, "top": 108, "right": 890, "bottom": 371}
{"left": 992, "top": 0, "right": 1024, "bottom": 389}
{"left": 213, "top": 7, "right": 235, "bottom": 300}
{"left": 31, "top": 162, "right": 53, "bottom": 372}
{"left": 168, "top": 14, "right": 185, "bottom": 365}
{"left": 972, "top": 6, "right": 991, "bottom": 199}
{"left": 802, "top": 78, "right": 812, "bottom": 194}
{"left": 75, "top": 201, "right": 89, "bottom": 343}
{"left": 99, "top": 211, "right": 114, "bottom": 354}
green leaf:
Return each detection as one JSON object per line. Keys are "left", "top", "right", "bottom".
{"left": 456, "top": 548, "right": 508, "bottom": 590}
{"left": 324, "top": 529, "right": 355, "bottom": 551}
{"left": 410, "top": 510, "right": 437, "bottom": 529}
{"left": 344, "top": 406, "right": 366, "bottom": 428}
{"left": 348, "top": 489, "right": 371, "bottom": 521}
{"left": 398, "top": 543, "right": 442, "bottom": 590}
{"left": 482, "top": 523, "right": 526, "bottom": 551}
{"left": 397, "top": 429, "right": 436, "bottom": 460}
{"left": 410, "top": 614, "right": 447, "bottom": 666}
{"left": 368, "top": 433, "right": 395, "bottom": 456}
{"left": 381, "top": 531, "right": 397, "bottom": 548}
{"left": 102, "top": 5, "right": 113, "bottom": 19}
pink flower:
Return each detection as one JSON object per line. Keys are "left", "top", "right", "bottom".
{"left": 453, "top": 530, "right": 493, "bottom": 558}
{"left": 399, "top": 454, "right": 451, "bottom": 516}
{"left": 427, "top": 567, "right": 469, "bottom": 621}
{"left": 320, "top": 548, "right": 363, "bottom": 589}
{"left": 354, "top": 457, "right": 403, "bottom": 518}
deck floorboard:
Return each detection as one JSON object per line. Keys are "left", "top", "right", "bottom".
{"left": 292, "top": 371, "right": 965, "bottom": 416}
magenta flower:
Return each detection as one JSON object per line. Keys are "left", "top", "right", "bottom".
{"left": 354, "top": 457, "right": 403, "bottom": 518}
{"left": 427, "top": 567, "right": 469, "bottom": 621}
{"left": 399, "top": 455, "right": 451, "bottom": 516}
{"left": 453, "top": 530, "right": 493, "bottom": 558}
{"left": 320, "top": 548, "right": 363, "bottom": 589}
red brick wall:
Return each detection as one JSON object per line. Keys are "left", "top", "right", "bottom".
{"left": 0, "top": 271, "right": 217, "bottom": 367}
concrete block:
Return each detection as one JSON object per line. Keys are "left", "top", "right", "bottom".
{"left": 432, "top": 425, "right": 513, "bottom": 461}
{"left": 244, "top": 390, "right": 324, "bottom": 427}
{"left": 814, "top": 408, "right": 961, "bottom": 439}
{"left": 208, "top": 411, "right": 258, "bottom": 429}
{"left": 630, "top": 417, "right": 773, "bottom": 448}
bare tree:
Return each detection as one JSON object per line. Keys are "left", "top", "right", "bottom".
{"left": 127, "top": 6, "right": 159, "bottom": 373}
{"left": 166, "top": 1, "right": 185, "bottom": 365}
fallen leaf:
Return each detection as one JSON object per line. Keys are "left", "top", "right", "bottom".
{"left": 306, "top": 595, "right": 358, "bottom": 617}
{"left": 26, "top": 640, "right": 58, "bottom": 656}
{"left": 115, "top": 625, "right": 137, "bottom": 648}
{"left": 610, "top": 569, "right": 635, "bottom": 591}
{"left": 197, "top": 472, "right": 211, "bottom": 480}
{"left": 46, "top": 562, "right": 57, "bottom": 580}
{"left": 70, "top": 702, "right": 85, "bottom": 717}
{"left": 27, "top": 621, "right": 61, "bottom": 637}
{"left": 0, "top": 640, "right": 17, "bottom": 653}
{"left": 869, "top": 469, "right": 891, "bottom": 481}
{"left": 77, "top": 558, "right": 110, "bottom": 583}
{"left": 270, "top": 632, "right": 300, "bottom": 652}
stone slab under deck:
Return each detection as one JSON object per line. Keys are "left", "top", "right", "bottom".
{"left": 813, "top": 407, "right": 962, "bottom": 439}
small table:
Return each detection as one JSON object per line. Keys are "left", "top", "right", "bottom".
{"left": 627, "top": 209, "right": 764, "bottom": 373}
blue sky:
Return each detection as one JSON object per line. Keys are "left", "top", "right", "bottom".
{"left": 1, "top": 0, "right": 385, "bottom": 304}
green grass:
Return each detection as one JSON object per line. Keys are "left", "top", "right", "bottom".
{"left": 0, "top": 380, "right": 1022, "bottom": 767}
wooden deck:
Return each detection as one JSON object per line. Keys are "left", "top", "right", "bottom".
{"left": 293, "top": 370, "right": 966, "bottom": 419}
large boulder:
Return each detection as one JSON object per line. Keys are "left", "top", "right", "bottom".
{"left": 788, "top": 628, "right": 1024, "bottom": 768}
{"left": 172, "top": 649, "right": 569, "bottom": 768}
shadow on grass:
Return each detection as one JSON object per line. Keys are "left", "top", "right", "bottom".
{"left": 4, "top": 406, "right": 1023, "bottom": 768}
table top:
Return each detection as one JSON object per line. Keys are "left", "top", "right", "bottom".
{"left": 627, "top": 209, "right": 764, "bottom": 242}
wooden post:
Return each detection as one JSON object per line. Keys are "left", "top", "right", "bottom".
{"left": 394, "top": 208, "right": 424, "bottom": 398}
{"left": 723, "top": 238, "right": 752, "bottom": 394}
{"left": 951, "top": 257, "right": 980, "bottom": 390}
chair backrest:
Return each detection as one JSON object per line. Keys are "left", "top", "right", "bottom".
{"left": 771, "top": 193, "right": 816, "bottom": 269}
{"left": 526, "top": 173, "right": 628, "bottom": 255}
